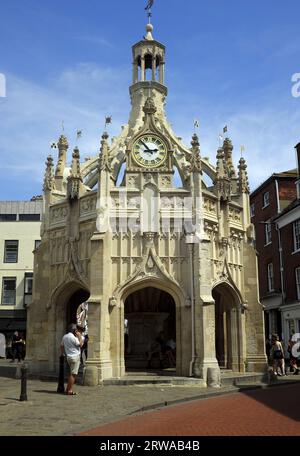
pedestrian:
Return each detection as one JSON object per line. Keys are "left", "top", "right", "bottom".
{"left": 270, "top": 334, "right": 285, "bottom": 376}
{"left": 61, "top": 323, "right": 84, "bottom": 395}
{"left": 124, "top": 318, "right": 129, "bottom": 355}
{"left": 165, "top": 337, "right": 176, "bottom": 367}
{"left": 146, "top": 331, "right": 166, "bottom": 369}
{"left": 10, "top": 331, "right": 23, "bottom": 363}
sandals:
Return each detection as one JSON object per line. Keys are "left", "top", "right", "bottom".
{"left": 65, "top": 391, "right": 78, "bottom": 395}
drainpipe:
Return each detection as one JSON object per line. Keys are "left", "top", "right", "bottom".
{"left": 186, "top": 234, "right": 196, "bottom": 377}
{"left": 276, "top": 223, "right": 285, "bottom": 341}
{"left": 275, "top": 179, "right": 281, "bottom": 214}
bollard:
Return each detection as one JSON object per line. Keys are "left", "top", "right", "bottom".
{"left": 57, "top": 354, "right": 65, "bottom": 394}
{"left": 19, "top": 363, "right": 28, "bottom": 401}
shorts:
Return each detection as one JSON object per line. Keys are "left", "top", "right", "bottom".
{"left": 67, "top": 355, "right": 80, "bottom": 375}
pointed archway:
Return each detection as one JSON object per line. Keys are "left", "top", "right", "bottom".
{"left": 124, "top": 286, "right": 176, "bottom": 371}
{"left": 51, "top": 281, "right": 90, "bottom": 362}
{"left": 212, "top": 281, "right": 244, "bottom": 372}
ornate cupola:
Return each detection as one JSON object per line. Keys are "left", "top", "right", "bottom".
{"left": 129, "top": 20, "right": 167, "bottom": 130}
{"left": 131, "top": 22, "right": 166, "bottom": 88}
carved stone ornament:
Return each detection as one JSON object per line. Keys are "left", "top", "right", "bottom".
{"left": 109, "top": 296, "right": 117, "bottom": 308}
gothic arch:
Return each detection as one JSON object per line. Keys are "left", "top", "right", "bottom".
{"left": 212, "top": 279, "right": 243, "bottom": 309}
{"left": 212, "top": 280, "right": 244, "bottom": 372}
{"left": 109, "top": 275, "right": 188, "bottom": 375}
{"left": 48, "top": 280, "right": 90, "bottom": 371}
{"left": 120, "top": 276, "right": 185, "bottom": 310}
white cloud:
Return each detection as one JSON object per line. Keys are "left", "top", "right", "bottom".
{"left": 168, "top": 97, "right": 300, "bottom": 192}
{"left": 0, "top": 63, "right": 130, "bottom": 198}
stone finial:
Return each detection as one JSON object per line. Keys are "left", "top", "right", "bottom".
{"left": 223, "top": 137, "right": 236, "bottom": 178}
{"left": 71, "top": 147, "right": 81, "bottom": 178}
{"left": 216, "top": 148, "right": 227, "bottom": 178}
{"left": 58, "top": 134, "right": 68, "bottom": 150}
{"left": 99, "top": 132, "right": 111, "bottom": 172}
{"left": 67, "top": 147, "right": 82, "bottom": 200}
{"left": 188, "top": 133, "right": 202, "bottom": 172}
{"left": 238, "top": 157, "right": 250, "bottom": 193}
{"left": 143, "top": 97, "right": 157, "bottom": 115}
{"left": 43, "top": 155, "right": 55, "bottom": 192}
{"left": 55, "top": 134, "right": 69, "bottom": 178}
{"left": 215, "top": 148, "right": 231, "bottom": 201}
{"left": 145, "top": 23, "right": 154, "bottom": 41}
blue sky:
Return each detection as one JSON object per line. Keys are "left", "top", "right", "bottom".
{"left": 0, "top": 0, "right": 300, "bottom": 199}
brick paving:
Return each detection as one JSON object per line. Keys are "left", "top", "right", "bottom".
{"left": 80, "top": 384, "right": 300, "bottom": 436}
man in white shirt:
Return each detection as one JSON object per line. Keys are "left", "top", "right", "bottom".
{"left": 61, "top": 323, "right": 84, "bottom": 395}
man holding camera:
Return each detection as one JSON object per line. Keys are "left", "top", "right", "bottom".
{"left": 61, "top": 323, "right": 84, "bottom": 395}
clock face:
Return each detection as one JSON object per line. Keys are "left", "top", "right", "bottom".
{"left": 132, "top": 135, "right": 167, "bottom": 168}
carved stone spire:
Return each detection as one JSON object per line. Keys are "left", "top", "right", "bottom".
{"left": 223, "top": 138, "right": 236, "bottom": 178}
{"left": 43, "top": 155, "right": 55, "bottom": 192}
{"left": 99, "top": 132, "right": 111, "bottom": 172}
{"left": 67, "top": 147, "right": 82, "bottom": 200}
{"left": 188, "top": 133, "right": 202, "bottom": 173}
{"left": 216, "top": 147, "right": 227, "bottom": 178}
{"left": 238, "top": 156, "right": 250, "bottom": 193}
{"left": 215, "top": 148, "right": 231, "bottom": 201}
{"left": 55, "top": 135, "right": 68, "bottom": 178}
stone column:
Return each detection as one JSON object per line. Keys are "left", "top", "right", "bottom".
{"left": 152, "top": 56, "right": 156, "bottom": 81}
{"left": 230, "top": 307, "right": 240, "bottom": 372}
{"left": 133, "top": 61, "right": 138, "bottom": 84}
{"left": 141, "top": 56, "right": 145, "bottom": 82}
{"left": 84, "top": 233, "right": 113, "bottom": 385}
{"left": 160, "top": 61, "right": 165, "bottom": 84}
{"left": 237, "top": 306, "right": 246, "bottom": 372}
{"left": 193, "top": 239, "right": 220, "bottom": 386}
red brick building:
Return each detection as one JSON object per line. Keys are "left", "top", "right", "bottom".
{"left": 274, "top": 143, "right": 300, "bottom": 344}
{"left": 250, "top": 163, "right": 297, "bottom": 344}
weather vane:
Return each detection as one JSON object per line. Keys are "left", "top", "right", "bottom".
{"left": 145, "top": 0, "right": 154, "bottom": 22}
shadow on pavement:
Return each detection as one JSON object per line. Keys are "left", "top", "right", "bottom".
{"left": 242, "top": 384, "right": 300, "bottom": 422}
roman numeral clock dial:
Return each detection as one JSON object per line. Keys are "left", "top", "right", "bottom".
{"left": 132, "top": 135, "right": 167, "bottom": 169}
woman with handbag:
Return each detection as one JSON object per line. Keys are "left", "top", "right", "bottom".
{"left": 270, "top": 334, "right": 286, "bottom": 376}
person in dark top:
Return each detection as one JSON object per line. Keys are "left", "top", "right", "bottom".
{"left": 10, "top": 331, "right": 23, "bottom": 363}
{"left": 146, "top": 331, "right": 166, "bottom": 369}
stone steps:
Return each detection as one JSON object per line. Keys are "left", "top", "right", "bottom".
{"left": 220, "top": 371, "right": 268, "bottom": 387}
{"left": 103, "top": 375, "right": 206, "bottom": 387}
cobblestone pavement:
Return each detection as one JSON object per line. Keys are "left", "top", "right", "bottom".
{"left": 0, "top": 376, "right": 240, "bottom": 436}
{"left": 80, "top": 383, "right": 300, "bottom": 436}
